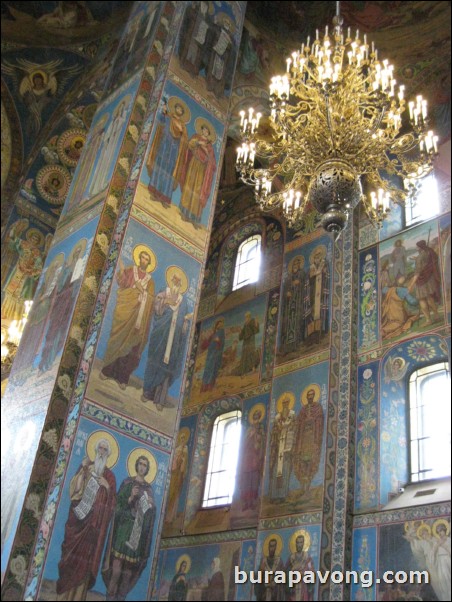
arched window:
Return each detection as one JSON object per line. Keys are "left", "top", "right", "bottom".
{"left": 405, "top": 174, "right": 439, "bottom": 227}
{"left": 409, "top": 361, "right": 451, "bottom": 482}
{"left": 232, "top": 235, "right": 261, "bottom": 291}
{"left": 202, "top": 410, "right": 242, "bottom": 507}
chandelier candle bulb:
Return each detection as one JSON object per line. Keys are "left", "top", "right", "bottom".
{"left": 422, "top": 99, "right": 428, "bottom": 120}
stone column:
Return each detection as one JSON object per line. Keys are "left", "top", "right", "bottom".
{"left": 1, "top": 2, "right": 246, "bottom": 599}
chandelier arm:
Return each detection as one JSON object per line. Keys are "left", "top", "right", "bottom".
{"left": 324, "top": 92, "right": 338, "bottom": 154}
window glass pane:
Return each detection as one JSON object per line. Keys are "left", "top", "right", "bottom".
{"left": 409, "top": 362, "right": 451, "bottom": 481}
{"left": 233, "top": 235, "right": 261, "bottom": 291}
{"left": 203, "top": 411, "right": 242, "bottom": 507}
{"left": 405, "top": 175, "right": 439, "bottom": 226}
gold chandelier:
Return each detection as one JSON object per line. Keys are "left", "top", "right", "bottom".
{"left": 236, "top": 2, "right": 438, "bottom": 236}
{"left": 1, "top": 301, "right": 32, "bottom": 378}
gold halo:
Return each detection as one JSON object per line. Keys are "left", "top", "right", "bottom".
{"left": 433, "top": 518, "right": 450, "bottom": 538}
{"left": 263, "top": 534, "right": 283, "bottom": 557}
{"left": 416, "top": 523, "right": 432, "bottom": 539}
{"left": 45, "top": 252, "right": 65, "bottom": 284}
{"left": 168, "top": 96, "right": 191, "bottom": 124}
{"left": 248, "top": 403, "right": 266, "bottom": 424}
{"left": 194, "top": 117, "right": 217, "bottom": 143}
{"left": 309, "top": 244, "right": 327, "bottom": 266}
{"left": 132, "top": 244, "right": 157, "bottom": 273}
{"left": 114, "top": 95, "right": 131, "bottom": 116}
{"left": 215, "top": 12, "right": 236, "bottom": 34}
{"left": 68, "top": 238, "right": 87, "bottom": 265}
{"left": 86, "top": 431, "right": 119, "bottom": 469}
{"left": 404, "top": 520, "right": 415, "bottom": 533}
{"left": 288, "top": 255, "right": 305, "bottom": 274}
{"left": 166, "top": 266, "right": 189, "bottom": 294}
{"left": 289, "top": 529, "right": 311, "bottom": 553}
{"left": 31, "top": 70, "right": 48, "bottom": 85}
{"left": 276, "top": 391, "right": 295, "bottom": 413}
{"left": 301, "top": 384, "right": 321, "bottom": 406}
{"left": 177, "top": 427, "right": 191, "bottom": 444}
{"left": 127, "top": 448, "right": 158, "bottom": 484}
{"left": 175, "top": 554, "right": 191, "bottom": 573}
{"left": 94, "top": 112, "right": 110, "bottom": 130}
{"left": 26, "top": 228, "right": 45, "bottom": 247}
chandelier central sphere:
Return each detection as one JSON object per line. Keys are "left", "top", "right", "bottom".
{"left": 236, "top": 3, "right": 438, "bottom": 237}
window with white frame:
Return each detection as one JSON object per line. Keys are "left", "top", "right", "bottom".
{"left": 202, "top": 410, "right": 242, "bottom": 507}
{"left": 409, "top": 362, "right": 451, "bottom": 482}
{"left": 232, "top": 235, "right": 261, "bottom": 291}
{"left": 405, "top": 174, "right": 439, "bottom": 227}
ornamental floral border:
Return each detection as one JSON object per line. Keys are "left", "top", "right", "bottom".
{"left": 82, "top": 400, "right": 173, "bottom": 452}
{"left": 259, "top": 511, "right": 323, "bottom": 530}
{"left": 358, "top": 247, "right": 379, "bottom": 351}
{"left": 353, "top": 502, "right": 451, "bottom": 528}
{"left": 355, "top": 362, "right": 379, "bottom": 511}
{"left": 160, "top": 528, "right": 257, "bottom": 549}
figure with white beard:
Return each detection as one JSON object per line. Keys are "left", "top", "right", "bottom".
{"left": 56, "top": 434, "right": 117, "bottom": 601}
{"left": 141, "top": 266, "right": 192, "bottom": 410}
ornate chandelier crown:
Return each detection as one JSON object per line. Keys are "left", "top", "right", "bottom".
{"left": 236, "top": 2, "right": 438, "bottom": 237}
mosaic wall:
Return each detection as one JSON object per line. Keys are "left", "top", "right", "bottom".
{"left": 2, "top": 2, "right": 248, "bottom": 601}
{"left": 39, "top": 416, "right": 169, "bottom": 601}
{"left": 352, "top": 505, "right": 451, "bottom": 602}
{"left": 356, "top": 213, "right": 451, "bottom": 512}
{"left": 276, "top": 235, "right": 333, "bottom": 366}
{"left": 262, "top": 362, "right": 329, "bottom": 519}
{"left": 2, "top": 2, "right": 450, "bottom": 601}
{"left": 87, "top": 217, "right": 200, "bottom": 436}
{"left": 353, "top": 153, "right": 451, "bottom": 601}
{"left": 154, "top": 537, "right": 244, "bottom": 601}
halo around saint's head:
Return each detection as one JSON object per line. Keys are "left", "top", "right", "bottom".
{"left": 248, "top": 403, "right": 266, "bottom": 424}
{"left": 133, "top": 244, "right": 157, "bottom": 273}
{"left": 26, "top": 228, "right": 45, "bottom": 247}
{"left": 289, "top": 529, "right": 311, "bottom": 553}
{"left": 288, "top": 255, "right": 305, "bottom": 274}
{"left": 263, "top": 533, "right": 283, "bottom": 557}
{"left": 86, "top": 431, "right": 119, "bottom": 469}
{"left": 166, "top": 266, "right": 189, "bottom": 294}
{"left": 114, "top": 95, "right": 131, "bottom": 116}
{"left": 177, "top": 427, "right": 191, "bottom": 444}
{"left": 416, "top": 522, "right": 432, "bottom": 539}
{"left": 127, "top": 448, "right": 158, "bottom": 483}
{"left": 31, "top": 69, "right": 48, "bottom": 85}
{"left": 168, "top": 96, "right": 191, "bottom": 124}
{"left": 194, "top": 117, "right": 217, "bottom": 143}
{"left": 301, "top": 383, "right": 321, "bottom": 406}
{"left": 68, "top": 238, "right": 87, "bottom": 265}
{"left": 45, "top": 252, "right": 65, "bottom": 284}
{"left": 95, "top": 112, "right": 110, "bottom": 130}
{"left": 276, "top": 391, "right": 295, "bottom": 413}
{"left": 176, "top": 553, "right": 191, "bottom": 573}
{"left": 215, "top": 12, "right": 236, "bottom": 34}
{"left": 433, "top": 518, "right": 450, "bottom": 538}
{"left": 309, "top": 244, "right": 327, "bottom": 266}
